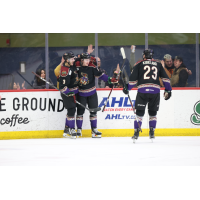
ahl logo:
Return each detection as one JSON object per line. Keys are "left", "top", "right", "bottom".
{"left": 190, "top": 101, "right": 200, "bottom": 125}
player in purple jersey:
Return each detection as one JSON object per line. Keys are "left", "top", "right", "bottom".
{"left": 123, "top": 49, "right": 172, "bottom": 142}
{"left": 76, "top": 53, "right": 118, "bottom": 138}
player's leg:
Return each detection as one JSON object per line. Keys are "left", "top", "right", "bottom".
{"left": 148, "top": 110, "right": 157, "bottom": 139}
{"left": 76, "top": 94, "right": 87, "bottom": 137}
{"left": 148, "top": 93, "right": 160, "bottom": 139}
{"left": 66, "top": 107, "right": 77, "bottom": 139}
{"left": 133, "top": 92, "right": 147, "bottom": 139}
{"left": 61, "top": 93, "right": 76, "bottom": 137}
{"left": 133, "top": 109, "right": 145, "bottom": 139}
{"left": 88, "top": 93, "right": 102, "bottom": 138}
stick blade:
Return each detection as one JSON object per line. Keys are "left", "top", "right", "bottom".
{"left": 120, "top": 47, "right": 126, "bottom": 59}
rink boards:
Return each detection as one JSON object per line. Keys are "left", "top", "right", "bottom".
{"left": 0, "top": 88, "right": 200, "bottom": 139}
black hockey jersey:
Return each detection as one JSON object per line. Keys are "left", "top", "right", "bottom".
{"left": 59, "top": 65, "right": 79, "bottom": 94}
{"left": 128, "top": 59, "right": 172, "bottom": 93}
{"left": 76, "top": 61, "right": 109, "bottom": 97}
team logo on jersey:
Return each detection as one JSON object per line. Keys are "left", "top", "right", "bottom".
{"left": 190, "top": 101, "right": 200, "bottom": 125}
{"left": 61, "top": 71, "right": 67, "bottom": 76}
{"left": 79, "top": 72, "right": 89, "bottom": 86}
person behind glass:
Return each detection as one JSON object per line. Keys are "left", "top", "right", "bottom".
{"left": 170, "top": 56, "right": 189, "bottom": 87}
{"left": 75, "top": 53, "right": 118, "bottom": 138}
{"left": 162, "top": 54, "right": 175, "bottom": 77}
{"left": 8, "top": 81, "right": 26, "bottom": 90}
{"left": 123, "top": 49, "right": 172, "bottom": 141}
{"left": 58, "top": 52, "right": 79, "bottom": 139}
{"left": 162, "top": 54, "right": 192, "bottom": 78}
{"left": 129, "top": 45, "right": 136, "bottom": 72}
{"left": 96, "top": 57, "right": 108, "bottom": 88}
{"left": 33, "top": 69, "right": 54, "bottom": 89}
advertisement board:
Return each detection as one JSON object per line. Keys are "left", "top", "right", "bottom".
{"left": 0, "top": 88, "right": 200, "bottom": 139}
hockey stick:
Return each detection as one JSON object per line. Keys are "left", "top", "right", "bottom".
{"left": 16, "top": 71, "right": 33, "bottom": 88}
{"left": 32, "top": 71, "right": 101, "bottom": 113}
{"left": 120, "top": 48, "right": 142, "bottom": 133}
{"left": 102, "top": 49, "right": 127, "bottom": 112}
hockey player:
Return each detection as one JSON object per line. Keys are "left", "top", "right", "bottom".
{"left": 123, "top": 49, "right": 172, "bottom": 141}
{"left": 76, "top": 53, "right": 118, "bottom": 138}
{"left": 58, "top": 52, "right": 79, "bottom": 139}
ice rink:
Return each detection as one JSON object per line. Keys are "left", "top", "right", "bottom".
{"left": 0, "top": 136, "right": 200, "bottom": 166}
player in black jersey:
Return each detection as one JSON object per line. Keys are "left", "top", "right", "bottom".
{"left": 123, "top": 49, "right": 172, "bottom": 141}
{"left": 58, "top": 52, "right": 79, "bottom": 139}
{"left": 76, "top": 53, "right": 118, "bottom": 138}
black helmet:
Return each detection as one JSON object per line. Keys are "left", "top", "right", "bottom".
{"left": 143, "top": 49, "right": 154, "bottom": 59}
{"left": 63, "top": 51, "right": 75, "bottom": 61}
{"left": 80, "top": 53, "right": 90, "bottom": 59}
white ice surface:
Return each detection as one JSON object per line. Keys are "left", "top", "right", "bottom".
{"left": 0, "top": 136, "right": 200, "bottom": 166}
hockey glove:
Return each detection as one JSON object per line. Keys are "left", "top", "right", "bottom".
{"left": 66, "top": 92, "right": 75, "bottom": 97}
{"left": 164, "top": 90, "right": 171, "bottom": 100}
{"left": 108, "top": 77, "right": 118, "bottom": 84}
{"left": 123, "top": 84, "right": 129, "bottom": 95}
{"left": 67, "top": 92, "right": 76, "bottom": 103}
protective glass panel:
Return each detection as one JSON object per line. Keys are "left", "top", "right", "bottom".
{"left": 0, "top": 33, "right": 45, "bottom": 90}
{"left": 97, "top": 33, "right": 145, "bottom": 88}
{"left": 48, "top": 33, "right": 95, "bottom": 88}
{"left": 148, "top": 33, "right": 196, "bottom": 87}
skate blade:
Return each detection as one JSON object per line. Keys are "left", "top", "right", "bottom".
{"left": 92, "top": 134, "right": 101, "bottom": 138}
{"left": 150, "top": 137, "right": 155, "bottom": 143}
{"left": 70, "top": 136, "right": 77, "bottom": 139}
{"left": 132, "top": 138, "right": 135, "bottom": 143}
{"left": 63, "top": 133, "right": 71, "bottom": 138}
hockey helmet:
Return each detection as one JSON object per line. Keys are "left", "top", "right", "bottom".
{"left": 63, "top": 51, "right": 75, "bottom": 61}
{"left": 143, "top": 49, "right": 154, "bottom": 59}
{"left": 80, "top": 53, "right": 90, "bottom": 59}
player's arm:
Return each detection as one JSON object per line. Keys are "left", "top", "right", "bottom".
{"left": 93, "top": 66, "right": 118, "bottom": 84}
{"left": 159, "top": 63, "right": 172, "bottom": 100}
{"left": 122, "top": 63, "right": 139, "bottom": 94}
{"left": 54, "top": 56, "right": 64, "bottom": 77}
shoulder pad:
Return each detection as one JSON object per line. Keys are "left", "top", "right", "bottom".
{"left": 88, "top": 62, "right": 96, "bottom": 68}
{"left": 134, "top": 60, "right": 143, "bottom": 66}
{"left": 75, "top": 61, "right": 81, "bottom": 67}
{"left": 60, "top": 66, "right": 70, "bottom": 77}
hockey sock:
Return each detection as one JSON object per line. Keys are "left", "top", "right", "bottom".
{"left": 149, "top": 115, "right": 157, "bottom": 129}
{"left": 90, "top": 115, "right": 97, "bottom": 128}
{"left": 67, "top": 115, "right": 75, "bottom": 129}
{"left": 76, "top": 115, "right": 83, "bottom": 129}
{"left": 134, "top": 115, "right": 143, "bottom": 129}
{"left": 65, "top": 115, "right": 69, "bottom": 127}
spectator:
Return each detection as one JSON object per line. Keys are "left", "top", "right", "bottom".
{"left": 129, "top": 45, "right": 136, "bottom": 72}
{"left": 8, "top": 81, "right": 26, "bottom": 90}
{"left": 170, "top": 56, "right": 188, "bottom": 87}
{"left": 163, "top": 54, "right": 175, "bottom": 78}
{"left": 33, "top": 69, "right": 54, "bottom": 89}
{"left": 162, "top": 54, "right": 192, "bottom": 78}
{"left": 96, "top": 57, "right": 108, "bottom": 88}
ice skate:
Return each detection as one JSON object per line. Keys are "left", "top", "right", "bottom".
{"left": 70, "top": 129, "right": 77, "bottom": 139}
{"left": 149, "top": 127, "right": 155, "bottom": 142}
{"left": 131, "top": 128, "right": 140, "bottom": 143}
{"left": 91, "top": 128, "right": 102, "bottom": 138}
{"left": 63, "top": 127, "right": 71, "bottom": 138}
{"left": 77, "top": 129, "right": 82, "bottom": 137}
